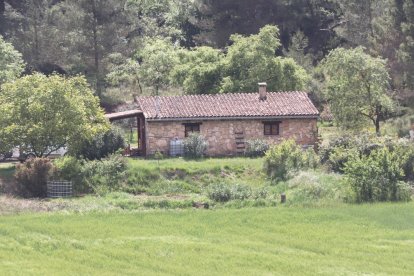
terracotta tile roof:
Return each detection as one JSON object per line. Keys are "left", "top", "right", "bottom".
{"left": 135, "top": 92, "right": 319, "bottom": 120}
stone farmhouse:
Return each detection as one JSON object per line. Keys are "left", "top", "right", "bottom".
{"left": 105, "top": 83, "right": 319, "bottom": 156}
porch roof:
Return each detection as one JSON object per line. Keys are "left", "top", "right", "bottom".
{"left": 104, "top": 110, "right": 143, "bottom": 121}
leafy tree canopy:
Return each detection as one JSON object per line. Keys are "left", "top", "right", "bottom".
{"left": 136, "top": 38, "right": 180, "bottom": 95}
{"left": 319, "top": 47, "right": 396, "bottom": 134}
{"left": 219, "top": 25, "right": 308, "bottom": 93}
{"left": 0, "top": 35, "right": 24, "bottom": 86}
{"left": 170, "top": 25, "right": 308, "bottom": 94}
{"left": 0, "top": 73, "right": 109, "bottom": 157}
{"left": 172, "top": 46, "right": 223, "bottom": 94}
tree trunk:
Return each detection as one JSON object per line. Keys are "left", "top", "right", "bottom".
{"left": 375, "top": 117, "right": 381, "bottom": 136}
{"left": 91, "top": 0, "right": 102, "bottom": 97}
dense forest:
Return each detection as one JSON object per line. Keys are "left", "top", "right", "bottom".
{"left": 0, "top": 0, "right": 413, "bottom": 115}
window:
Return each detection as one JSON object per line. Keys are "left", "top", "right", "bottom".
{"left": 263, "top": 122, "right": 280, "bottom": 136}
{"left": 184, "top": 123, "right": 201, "bottom": 137}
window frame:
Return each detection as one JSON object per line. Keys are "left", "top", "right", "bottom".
{"left": 183, "top": 123, "right": 201, "bottom": 137}
{"left": 263, "top": 121, "right": 281, "bottom": 136}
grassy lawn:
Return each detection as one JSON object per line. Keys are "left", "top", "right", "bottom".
{"left": 0, "top": 203, "right": 413, "bottom": 275}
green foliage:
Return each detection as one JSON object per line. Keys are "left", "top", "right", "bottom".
{"left": 53, "top": 156, "right": 86, "bottom": 194}
{"left": 71, "top": 126, "right": 126, "bottom": 160}
{"left": 397, "top": 0, "right": 414, "bottom": 89}
{"left": 136, "top": 38, "right": 179, "bottom": 95}
{"left": 344, "top": 147, "right": 412, "bottom": 202}
{"left": 0, "top": 35, "right": 25, "bottom": 86}
{"left": 82, "top": 155, "right": 128, "bottom": 195}
{"left": 264, "top": 139, "right": 316, "bottom": 181}
{"left": 0, "top": 73, "right": 109, "bottom": 157}
{"left": 320, "top": 133, "right": 414, "bottom": 179}
{"left": 245, "top": 139, "right": 269, "bottom": 157}
{"left": 14, "top": 158, "right": 56, "bottom": 198}
{"left": 219, "top": 25, "right": 308, "bottom": 93}
{"left": 172, "top": 46, "right": 223, "bottom": 94}
{"left": 207, "top": 183, "right": 271, "bottom": 203}
{"left": 326, "top": 146, "right": 359, "bottom": 173}
{"left": 171, "top": 25, "right": 308, "bottom": 94}
{"left": 183, "top": 133, "right": 208, "bottom": 158}
{"left": 319, "top": 47, "right": 395, "bottom": 134}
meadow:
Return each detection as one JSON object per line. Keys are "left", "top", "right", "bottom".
{"left": 0, "top": 203, "right": 413, "bottom": 275}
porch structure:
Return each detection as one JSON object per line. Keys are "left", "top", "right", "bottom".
{"left": 104, "top": 110, "right": 146, "bottom": 156}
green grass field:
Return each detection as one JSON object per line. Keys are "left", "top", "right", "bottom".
{"left": 0, "top": 203, "right": 413, "bottom": 275}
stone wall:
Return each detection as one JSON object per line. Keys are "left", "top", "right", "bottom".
{"left": 145, "top": 118, "right": 318, "bottom": 156}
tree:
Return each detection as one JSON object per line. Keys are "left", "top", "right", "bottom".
{"left": 193, "top": 0, "right": 341, "bottom": 56}
{"left": 136, "top": 38, "right": 179, "bottom": 95}
{"left": 0, "top": 73, "right": 108, "bottom": 157}
{"left": 3, "top": 0, "right": 66, "bottom": 75}
{"left": 219, "top": 25, "right": 308, "bottom": 93}
{"left": 319, "top": 47, "right": 396, "bottom": 134}
{"left": 171, "top": 46, "right": 223, "bottom": 94}
{"left": 284, "top": 31, "right": 314, "bottom": 71}
{"left": 0, "top": 35, "right": 24, "bottom": 86}
{"left": 398, "top": 0, "right": 414, "bottom": 91}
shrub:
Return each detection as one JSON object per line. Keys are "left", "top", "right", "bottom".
{"left": 82, "top": 154, "right": 128, "bottom": 195}
{"left": 207, "top": 183, "right": 268, "bottom": 202}
{"left": 71, "top": 126, "right": 126, "bottom": 160}
{"left": 183, "top": 133, "right": 208, "bottom": 158}
{"left": 302, "top": 148, "right": 320, "bottom": 170}
{"left": 327, "top": 146, "right": 359, "bottom": 173}
{"left": 245, "top": 139, "right": 269, "bottom": 157}
{"left": 15, "top": 158, "right": 56, "bottom": 198}
{"left": 264, "top": 139, "right": 315, "bottom": 181}
{"left": 54, "top": 156, "right": 87, "bottom": 194}
{"left": 208, "top": 183, "right": 232, "bottom": 202}
{"left": 344, "top": 147, "right": 412, "bottom": 202}
{"left": 389, "top": 140, "right": 414, "bottom": 181}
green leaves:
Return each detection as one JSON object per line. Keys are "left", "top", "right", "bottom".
{"left": 220, "top": 25, "right": 308, "bottom": 93}
{"left": 170, "top": 25, "right": 308, "bottom": 94}
{"left": 344, "top": 146, "right": 410, "bottom": 202}
{"left": 0, "top": 73, "right": 109, "bottom": 157}
{"left": 319, "top": 47, "right": 395, "bottom": 133}
{"left": 0, "top": 36, "right": 25, "bottom": 87}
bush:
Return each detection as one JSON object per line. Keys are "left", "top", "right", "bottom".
{"left": 344, "top": 147, "right": 412, "bottom": 202}
{"left": 245, "top": 139, "right": 269, "bottom": 157}
{"left": 54, "top": 156, "right": 87, "bottom": 194}
{"left": 207, "top": 183, "right": 269, "bottom": 202}
{"left": 327, "top": 146, "right": 359, "bottom": 173}
{"left": 82, "top": 154, "right": 128, "bottom": 195}
{"left": 389, "top": 140, "right": 414, "bottom": 181}
{"left": 71, "top": 126, "right": 125, "bottom": 160}
{"left": 15, "top": 158, "right": 56, "bottom": 198}
{"left": 183, "top": 133, "right": 208, "bottom": 158}
{"left": 302, "top": 148, "right": 320, "bottom": 170}
{"left": 264, "top": 139, "right": 316, "bottom": 181}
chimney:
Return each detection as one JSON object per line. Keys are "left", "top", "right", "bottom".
{"left": 258, "top": 82, "right": 267, "bottom": 100}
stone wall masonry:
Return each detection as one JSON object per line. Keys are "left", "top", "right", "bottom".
{"left": 146, "top": 118, "right": 318, "bottom": 156}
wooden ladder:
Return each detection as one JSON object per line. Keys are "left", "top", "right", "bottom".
{"left": 234, "top": 130, "right": 245, "bottom": 155}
